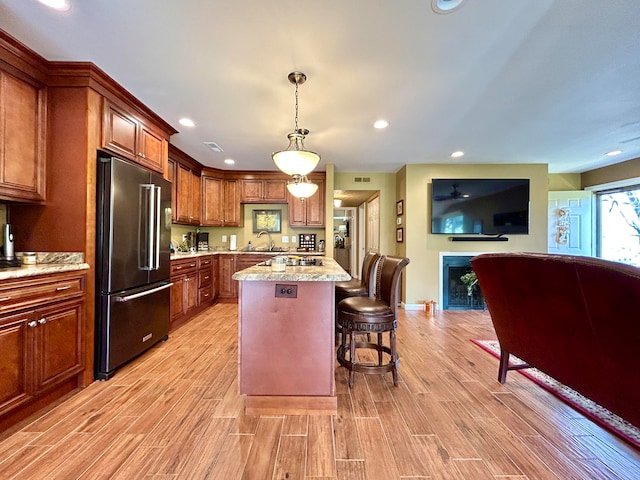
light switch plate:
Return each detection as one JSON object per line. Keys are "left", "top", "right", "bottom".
{"left": 222, "top": 235, "right": 227, "bottom": 243}
{"left": 282, "top": 236, "right": 289, "bottom": 243}
{"left": 291, "top": 235, "right": 297, "bottom": 243}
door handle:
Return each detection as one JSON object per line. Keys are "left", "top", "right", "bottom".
{"left": 114, "top": 283, "right": 173, "bottom": 302}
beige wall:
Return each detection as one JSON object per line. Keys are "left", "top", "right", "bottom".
{"left": 548, "top": 173, "right": 581, "bottom": 191}
{"left": 402, "top": 163, "right": 548, "bottom": 306}
{"left": 581, "top": 156, "right": 640, "bottom": 188}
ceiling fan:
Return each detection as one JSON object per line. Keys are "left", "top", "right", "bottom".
{"left": 433, "top": 183, "right": 466, "bottom": 201}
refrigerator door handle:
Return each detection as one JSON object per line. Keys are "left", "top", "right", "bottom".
{"left": 139, "top": 183, "right": 156, "bottom": 271}
{"left": 114, "top": 282, "right": 173, "bottom": 302}
{"left": 154, "top": 185, "right": 161, "bottom": 270}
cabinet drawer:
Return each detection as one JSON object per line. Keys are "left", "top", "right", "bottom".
{"left": 199, "top": 286, "right": 213, "bottom": 304}
{"left": 171, "top": 259, "right": 197, "bottom": 276}
{"left": 198, "top": 269, "right": 212, "bottom": 287}
{"left": 0, "top": 274, "right": 85, "bottom": 315}
{"left": 198, "top": 255, "right": 212, "bottom": 268}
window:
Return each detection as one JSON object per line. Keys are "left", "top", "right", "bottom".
{"left": 596, "top": 184, "right": 640, "bottom": 266}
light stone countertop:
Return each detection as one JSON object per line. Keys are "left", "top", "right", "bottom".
{"left": 232, "top": 256, "right": 351, "bottom": 282}
{"left": 171, "top": 250, "right": 324, "bottom": 260}
{"left": 0, "top": 252, "right": 89, "bottom": 281}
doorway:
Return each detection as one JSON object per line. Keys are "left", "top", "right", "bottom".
{"left": 333, "top": 190, "right": 379, "bottom": 279}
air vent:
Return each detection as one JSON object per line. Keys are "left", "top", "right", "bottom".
{"left": 353, "top": 177, "right": 371, "bottom": 183}
{"left": 204, "top": 142, "right": 223, "bottom": 152}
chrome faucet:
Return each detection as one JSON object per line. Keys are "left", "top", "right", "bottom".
{"left": 257, "top": 230, "right": 275, "bottom": 251}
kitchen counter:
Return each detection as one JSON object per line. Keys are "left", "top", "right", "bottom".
{"left": 234, "top": 256, "right": 349, "bottom": 416}
{"left": 0, "top": 252, "right": 89, "bottom": 281}
{"left": 171, "top": 250, "right": 324, "bottom": 260}
{"left": 232, "top": 256, "right": 350, "bottom": 282}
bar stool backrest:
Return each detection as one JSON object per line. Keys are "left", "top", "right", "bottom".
{"left": 375, "top": 255, "right": 410, "bottom": 314}
{"left": 361, "top": 251, "right": 381, "bottom": 296}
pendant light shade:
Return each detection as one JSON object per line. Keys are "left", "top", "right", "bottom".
{"left": 272, "top": 130, "right": 320, "bottom": 176}
{"left": 287, "top": 175, "right": 318, "bottom": 200}
{"left": 272, "top": 72, "right": 320, "bottom": 176}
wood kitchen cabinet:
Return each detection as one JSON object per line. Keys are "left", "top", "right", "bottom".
{"left": 102, "top": 98, "right": 168, "bottom": 174}
{"left": 0, "top": 68, "right": 47, "bottom": 203}
{"left": 170, "top": 258, "right": 198, "bottom": 328}
{"left": 197, "top": 255, "right": 216, "bottom": 305}
{"left": 0, "top": 271, "right": 86, "bottom": 429}
{"left": 288, "top": 177, "right": 325, "bottom": 227}
{"left": 169, "top": 144, "right": 201, "bottom": 226}
{"left": 201, "top": 174, "right": 243, "bottom": 227}
{"left": 241, "top": 178, "right": 288, "bottom": 203}
{"left": 217, "top": 254, "right": 237, "bottom": 300}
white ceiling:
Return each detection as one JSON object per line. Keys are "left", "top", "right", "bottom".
{"left": 2, "top": 0, "right": 640, "bottom": 175}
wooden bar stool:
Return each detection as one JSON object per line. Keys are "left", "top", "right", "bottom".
{"left": 334, "top": 251, "right": 380, "bottom": 343}
{"left": 336, "top": 255, "right": 410, "bottom": 387}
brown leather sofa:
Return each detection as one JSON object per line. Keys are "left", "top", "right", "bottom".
{"left": 471, "top": 252, "right": 640, "bottom": 428}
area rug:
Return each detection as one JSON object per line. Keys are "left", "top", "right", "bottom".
{"left": 472, "top": 339, "right": 640, "bottom": 449}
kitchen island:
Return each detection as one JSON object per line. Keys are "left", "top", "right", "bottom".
{"left": 232, "top": 257, "right": 350, "bottom": 415}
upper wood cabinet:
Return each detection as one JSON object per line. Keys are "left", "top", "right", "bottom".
{"left": 241, "top": 178, "right": 288, "bottom": 203}
{"left": 176, "top": 162, "right": 200, "bottom": 225}
{"left": 0, "top": 69, "right": 46, "bottom": 203}
{"left": 224, "top": 178, "right": 243, "bottom": 227}
{"left": 102, "top": 98, "right": 168, "bottom": 174}
{"left": 201, "top": 173, "right": 223, "bottom": 226}
{"left": 169, "top": 145, "right": 201, "bottom": 226}
{"left": 288, "top": 177, "right": 325, "bottom": 227}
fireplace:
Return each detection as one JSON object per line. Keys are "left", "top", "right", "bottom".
{"left": 441, "top": 255, "right": 485, "bottom": 310}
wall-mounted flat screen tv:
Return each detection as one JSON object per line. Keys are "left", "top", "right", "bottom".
{"left": 431, "top": 178, "right": 530, "bottom": 235}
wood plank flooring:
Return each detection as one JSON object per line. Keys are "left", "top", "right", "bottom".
{"left": 1, "top": 303, "right": 639, "bottom": 479}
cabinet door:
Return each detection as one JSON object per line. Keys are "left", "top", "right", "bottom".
{"left": 102, "top": 100, "right": 137, "bottom": 160}
{"left": 224, "top": 179, "right": 242, "bottom": 226}
{"left": 190, "top": 170, "right": 201, "bottom": 224}
{"left": 218, "top": 255, "right": 236, "bottom": 298}
{"left": 241, "top": 179, "right": 263, "bottom": 203}
{"left": 185, "top": 271, "right": 198, "bottom": 313}
{"left": 0, "top": 71, "right": 46, "bottom": 202}
{"left": 264, "top": 179, "right": 287, "bottom": 202}
{"left": 201, "top": 175, "right": 223, "bottom": 226}
{"left": 138, "top": 124, "right": 165, "bottom": 174}
{"left": 167, "top": 157, "right": 177, "bottom": 222}
{"left": 176, "top": 163, "right": 196, "bottom": 224}
{"left": 33, "top": 300, "right": 84, "bottom": 392}
{"left": 170, "top": 276, "right": 185, "bottom": 322}
{"left": 0, "top": 312, "right": 32, "bottom": 416}
{"left": 288, "top": 194, "right": 307, "bottom": 226}
{"left": 305, "top": 179, "right": 325, "bottom": 226}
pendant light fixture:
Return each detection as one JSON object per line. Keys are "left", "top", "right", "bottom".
{"left": 272, "top": 72, "right": 320, "bottom": 178}
{"left": 287, "top": 174, "right": 318, "bottom": 200}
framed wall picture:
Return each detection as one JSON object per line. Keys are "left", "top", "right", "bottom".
{"left": 396, "top": 200, "right": 404, "bottom": 216}
{"left": 396, "top": 227, "right": 404, "bottom": 243}
{"left": 252, "top": 209, "right": 282, "bottom": 233}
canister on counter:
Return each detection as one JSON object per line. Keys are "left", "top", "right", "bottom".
{"left": 22, "top": 252, "right": 37, "bottom": 265}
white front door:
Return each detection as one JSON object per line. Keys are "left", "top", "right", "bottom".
{"left": 548, "top": 191, "right": 593, "bottom": 256}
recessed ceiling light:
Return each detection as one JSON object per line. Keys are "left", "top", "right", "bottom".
{"left": 373, "top": 120, "right": 390, "bottom": 129}
{"left": 432, "top": 0, "right": 465, "bottom": 14}
{"left": 178, "top": 118, "right": 195, "bottom": 127}
{"left": 37, "top": 0, "right": 71, "bottom": 11}
{"left": 605, "top": 150, "right": 623, "bottom": 157}
{"left": 451, "top": 151, "right": 464, "bottom": 158}
{"left": 224, "top": 159, "right": 235, "bottom": 165}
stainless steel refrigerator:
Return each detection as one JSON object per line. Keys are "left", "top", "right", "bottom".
{"left": 95, "top": 151, "right": 172, "bottom": 380}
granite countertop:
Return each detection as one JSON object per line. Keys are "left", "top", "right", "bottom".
{"left": 171, "top": 250, "right": 324, "bottom": 260}
{"left": 232, "top": 257, "right": 351, "bottom": 282}
{"left": 0, "top": 252, "right": 89, "bottom": 281}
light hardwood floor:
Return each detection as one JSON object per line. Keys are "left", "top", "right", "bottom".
{"left": 1, "top": 303, "right": 639, "bottom": 479}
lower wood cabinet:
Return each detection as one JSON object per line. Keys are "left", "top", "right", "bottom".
{"left": 170, "top": 255, "right": 217, "bottom": 328}
{"left": 217, "top": 255, "right": 237, "bottom": 300}
{"left": 0, "top": 271, "right": 86, "bottom": 429}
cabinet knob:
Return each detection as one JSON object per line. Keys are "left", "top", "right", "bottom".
{"left": 28, "top": 321, "right": 38, "bottom": 328}
{"left": 39, "top": 318, "right": 47, "bottom": 325}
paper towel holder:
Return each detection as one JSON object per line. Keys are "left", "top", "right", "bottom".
{"left": 229, "top": 234, "right": 238, "bottom": 251}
